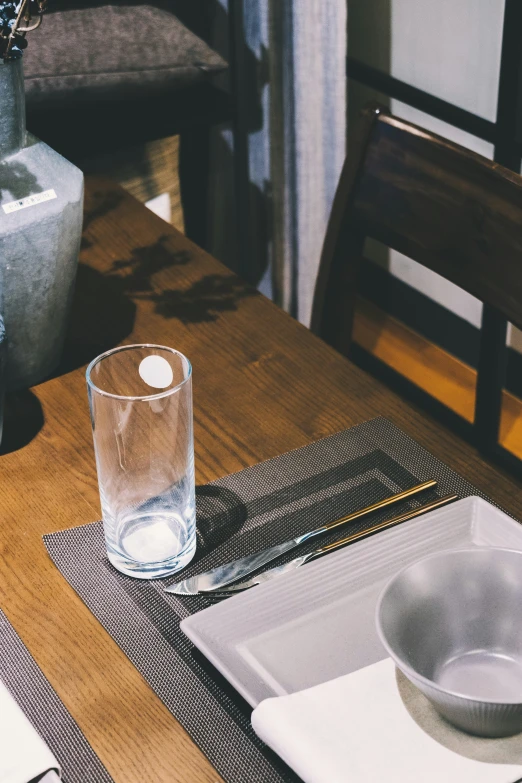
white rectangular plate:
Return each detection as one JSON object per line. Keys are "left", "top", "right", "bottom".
{"left": 181, "top": 497, "right": 522, "bottom": 707}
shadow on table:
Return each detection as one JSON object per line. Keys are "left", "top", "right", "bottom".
{"left": 0, "top": 390, "right": 44, "bottom": 455}
{"left": 55, "top": 263, "right": 137, "bottom": 376}
{"left": 148, "top": 272, "right": 258, "bottom": 324}
{"left": 107, "top": 235, "right": 257, "bottom": 324}
{"left": 55, "top": 234, "right": 258, "bottom": 378}
{"left": 194, "top": 484, "right": 248, "bottom": 562}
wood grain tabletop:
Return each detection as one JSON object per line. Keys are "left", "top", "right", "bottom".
{"left": 1, "top": 177, "right": 521, "bottom": 782}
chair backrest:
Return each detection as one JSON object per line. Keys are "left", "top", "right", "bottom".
{"left": 312, "top": 106, "right": 522, "bottom": 355}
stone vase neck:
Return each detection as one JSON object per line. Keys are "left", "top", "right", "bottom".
{"left": 0, "top": 58, "right": 26, "bottom": 159}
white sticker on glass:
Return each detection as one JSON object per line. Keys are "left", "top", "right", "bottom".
{"left": 139, "top": 355, "right": 174, "bottom": 389}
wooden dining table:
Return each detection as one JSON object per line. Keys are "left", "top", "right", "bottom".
{"left": 1, "top": 177, "right": 522, "bottom": 782}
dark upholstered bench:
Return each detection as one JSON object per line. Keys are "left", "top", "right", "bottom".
{"left": 23, "top": 1, "right": 232, "bottom": 248}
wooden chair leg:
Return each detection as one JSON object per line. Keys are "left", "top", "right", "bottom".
{"left": 474, "top": 305, "right": 508, "bottom": 454}
{"left": 179, "top": 124, "right": 210, "bottom": 251}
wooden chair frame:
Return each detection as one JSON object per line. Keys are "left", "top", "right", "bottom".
{"left": 312, "top": 105, "right": 522, "bottom": 470}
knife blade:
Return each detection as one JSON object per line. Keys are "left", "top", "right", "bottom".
{"left": 164, "top": 479, "right": 437, "bottom": 595}
{"left": 211, "top": 493, "right": 458, "bottom": 595}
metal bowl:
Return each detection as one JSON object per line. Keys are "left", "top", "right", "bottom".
{"left": 376, "top": 547, "right": 522, "bottom": 737}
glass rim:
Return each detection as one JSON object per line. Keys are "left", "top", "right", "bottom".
{"left": 86, "top": 343, "right": 192, "bottom": 402}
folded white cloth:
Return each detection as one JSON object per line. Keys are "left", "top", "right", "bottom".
{"left": 0, "top": 680, "right": 61, "bottom": 783}
{"left": 252, "top": 658, "right": 522, "bottom": 783}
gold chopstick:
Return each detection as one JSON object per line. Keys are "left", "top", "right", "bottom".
{"left": 323, "top": 479, "right": 437, "bottom": 532}
{"left": 319, "top": 493, "right": 458, "bottom": 555}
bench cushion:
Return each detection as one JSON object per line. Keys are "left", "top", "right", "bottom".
{"left": 23, "top": 3, "right": 227, "bottom": 106}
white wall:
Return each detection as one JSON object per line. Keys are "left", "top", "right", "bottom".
{"left": 348, "top": 0, "right": 522, "bottom": 350}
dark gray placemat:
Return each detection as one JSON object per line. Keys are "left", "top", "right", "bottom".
{"left": 43, "top": 417, "right": 491, "bottom": 783}
{"left": 0, "top": 608, "right": 113, "bottom": 783}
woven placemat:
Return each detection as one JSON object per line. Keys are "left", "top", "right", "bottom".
{"left": 0, "top": 608, "right": 113, "bottom": 782}
{"left": 44, "top": 417, "right": 490, "bottom": 783}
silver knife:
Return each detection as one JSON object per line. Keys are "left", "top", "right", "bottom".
{"left": 164, "top": 479, "right": 437, "bottom": 595}
{"left": 211, "top": 494, "right": 458, "bottom": 595}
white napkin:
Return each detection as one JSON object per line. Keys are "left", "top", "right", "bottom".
{"left": 252, "top": 658, "right": 522, "bottom": 783}
{"left": 0, "top": 680, "right": 61, "bottom": 783}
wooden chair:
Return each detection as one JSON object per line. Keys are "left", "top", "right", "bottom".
{"left": 311, "top": 105, "right": 522, "bottom": 468}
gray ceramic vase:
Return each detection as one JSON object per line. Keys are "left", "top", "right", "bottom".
{"left": 0, "top": 58, "right": 83, "bottom": 390}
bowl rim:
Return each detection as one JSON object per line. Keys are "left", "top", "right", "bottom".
{"left": 375, "top": 545, "right": 522, "bottom": 705}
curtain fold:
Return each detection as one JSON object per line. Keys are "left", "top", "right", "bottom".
{"left": 210, "top": 0, "right": 347, "bottom": 325}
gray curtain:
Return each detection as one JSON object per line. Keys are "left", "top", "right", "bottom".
{"left": 210, "top": 0, "right": 347, "bottom": 325}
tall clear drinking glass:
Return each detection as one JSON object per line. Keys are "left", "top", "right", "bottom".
{"left": 86, "top": 344, "right": 196, "bottom": 579}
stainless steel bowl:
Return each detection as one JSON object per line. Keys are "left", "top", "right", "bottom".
{"left": 376, "top": 547, "right": 522, "bottom": 737}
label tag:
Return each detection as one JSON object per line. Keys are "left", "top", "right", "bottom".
{"left": 139, "top": 355, "right": 174, "bottom": 389}
{"left": 2, "top": 189, "right": 57, "bottom": 215}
